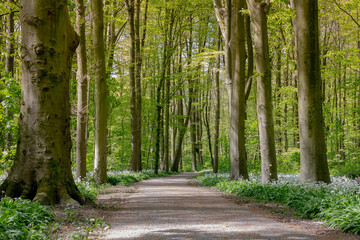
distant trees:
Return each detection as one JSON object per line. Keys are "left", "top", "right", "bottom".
{"left": 2, "top": 0, "right": 360, "bottom": 203}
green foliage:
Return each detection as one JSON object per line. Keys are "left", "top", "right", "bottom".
{"left": 0, "top": 197, "right": 54, "bottom": 240}
{"left": 107, "top": 170, "right": 177, "bottom": 186}
{"left": 196, "top": 172, "right": 229, "bottom": 187}
{"left": 276, "top": 148, "right": 300, "bottom": 173}
{"left": 196, "top": 172, "right": 360, "bottom": 234}
{"left": 0, "top": 73, "right": 21, "bottom": 172}
{"left": 333, "top": 161, "right": 360, "bottom": 179}
{"left": 75, "top": 179, "right": 101, "bottom": 203}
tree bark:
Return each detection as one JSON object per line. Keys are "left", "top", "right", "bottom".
{"left": 246, "top": 0, "right": 277, "bottom": 184}
{"left": 75, "top": 0, "right": 88, "bottom": 180}
{"left": 295, "top": 0, "right": 331, "bottom": 183}
{"left": 93, "top": 0, "right": 108, "bottom": 184}
{"left": 0, "top": 0, "right": 86, "bottom": 205}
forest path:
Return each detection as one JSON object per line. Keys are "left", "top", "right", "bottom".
{"left": 100, "top": 172, "right": 357, "bottom": 240}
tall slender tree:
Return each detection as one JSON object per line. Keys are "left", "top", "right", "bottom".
{"left": 213, "top": 0, "right": 249, "bottom": 180}
{"left": 246, "top": 0, "right": 277, "bottom": 184}
{"left": 75, "top": 0, "right": 89, "bottom": 180}
{"left": 213, "top": 26, "right": 221, "bottom": 174}
{"left": 93, "top": 0, "right": 108, "bottom": 184}
{"left": 295, "top": 0, "right": 331, "bottom": 183}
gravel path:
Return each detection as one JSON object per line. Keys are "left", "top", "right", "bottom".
{"left": 102, "top": 173, "right": 359, "bottom": 240}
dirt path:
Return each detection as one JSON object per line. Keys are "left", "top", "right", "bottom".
{"left": 99, "top": 173, "right": 359, "bottom": 240}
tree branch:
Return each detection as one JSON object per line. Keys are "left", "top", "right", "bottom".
{"left": 333, "top": 0, "right": 360, "bottom": 28}
{"left": 0, "top": 10, "right": 18, "bottom": 18}
{"left": 213, "top": 0, "right": 226, "bottom": 39}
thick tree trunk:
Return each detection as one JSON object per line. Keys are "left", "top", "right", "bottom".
{"left": 93, "top": 0, "right": 108, "bottom": 184}
{"left": 75, "top": 0, "right": 88, "bottom": 180}
{"left": 0, "top": 0, "right": 86, "bottom": 205}
{"left": 247, "top": 0, "right": 277, "bottom": 185}
{"left": 295, "top": 0, "right": 330, "bottom": 183}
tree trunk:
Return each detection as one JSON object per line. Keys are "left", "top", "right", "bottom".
{"left": 213, "top": 26, "right": 221, "bottom": 174}
{"left": 75, "top": 0, "right": 88, "bottom": 180}
{"left": 126, "top": 0, "right": 138, "bottom": 171}
{"left": 204, "top": 90, "right": 214, "bottom": 168}
{"left": 0, "top": 0, "right": 86, "bottom": 205}
{"left": 93, "top": 0, "right": 108, "bottom": 184}
{"left": 4, "top": 0, "right": 15, "bottom": 150}
{"left": 275, "top": 43, "right": 282, "bottom": 153}
{"left": 229, "top": 0, "right": 248, "bottom": 180}
{"left": 214, "top": 0, "right": 248, "bottom": 179}
{"left": 171, "top": 94, "right": 192, "bottom": 172}
{"left": 246, "top": 0, "right": 277, "bottom": 184}
{"left": 295, "top": 0, "right": 330, "bottom": 183}
{"left": 135, "top": 0, "right": 144, "bottom": 171}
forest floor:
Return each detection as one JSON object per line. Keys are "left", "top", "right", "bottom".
{"left": 56, "top": 172, "right": 360, "bottom": 239}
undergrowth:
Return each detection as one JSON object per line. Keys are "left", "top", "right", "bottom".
{"left": 0, "top": 197, "right": 54, "bottom": 239}
{"left": 196, "top": 172, "right": 360, "bottom": 234}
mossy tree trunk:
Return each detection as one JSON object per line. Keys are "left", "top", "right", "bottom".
{"left": 0, "top": 0, "right": 86, "bottom": 205}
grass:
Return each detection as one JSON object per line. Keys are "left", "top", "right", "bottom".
{"left": 196, "top": 172, "right": 360, "bottom": 235}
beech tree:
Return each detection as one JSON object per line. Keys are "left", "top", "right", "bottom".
{"left": 0, "top": 0, "right": 85, "bottom": 205}
{"left": 93, "top": 0, "right": 108, "bottom": 184}
{"left": 214, "top": 0, "right": 249, "bottom": 180}
{"left": 125, "top": 0, "right": 145, "bottom": 172}
{"left": 246, "top": 0, "right": 277, "bottom": 184}
{"left": 295, "top": 0, "right": 331, "bottom": 183}
{"left": 75, "top": 0, "right": 88, "bottom": 180}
